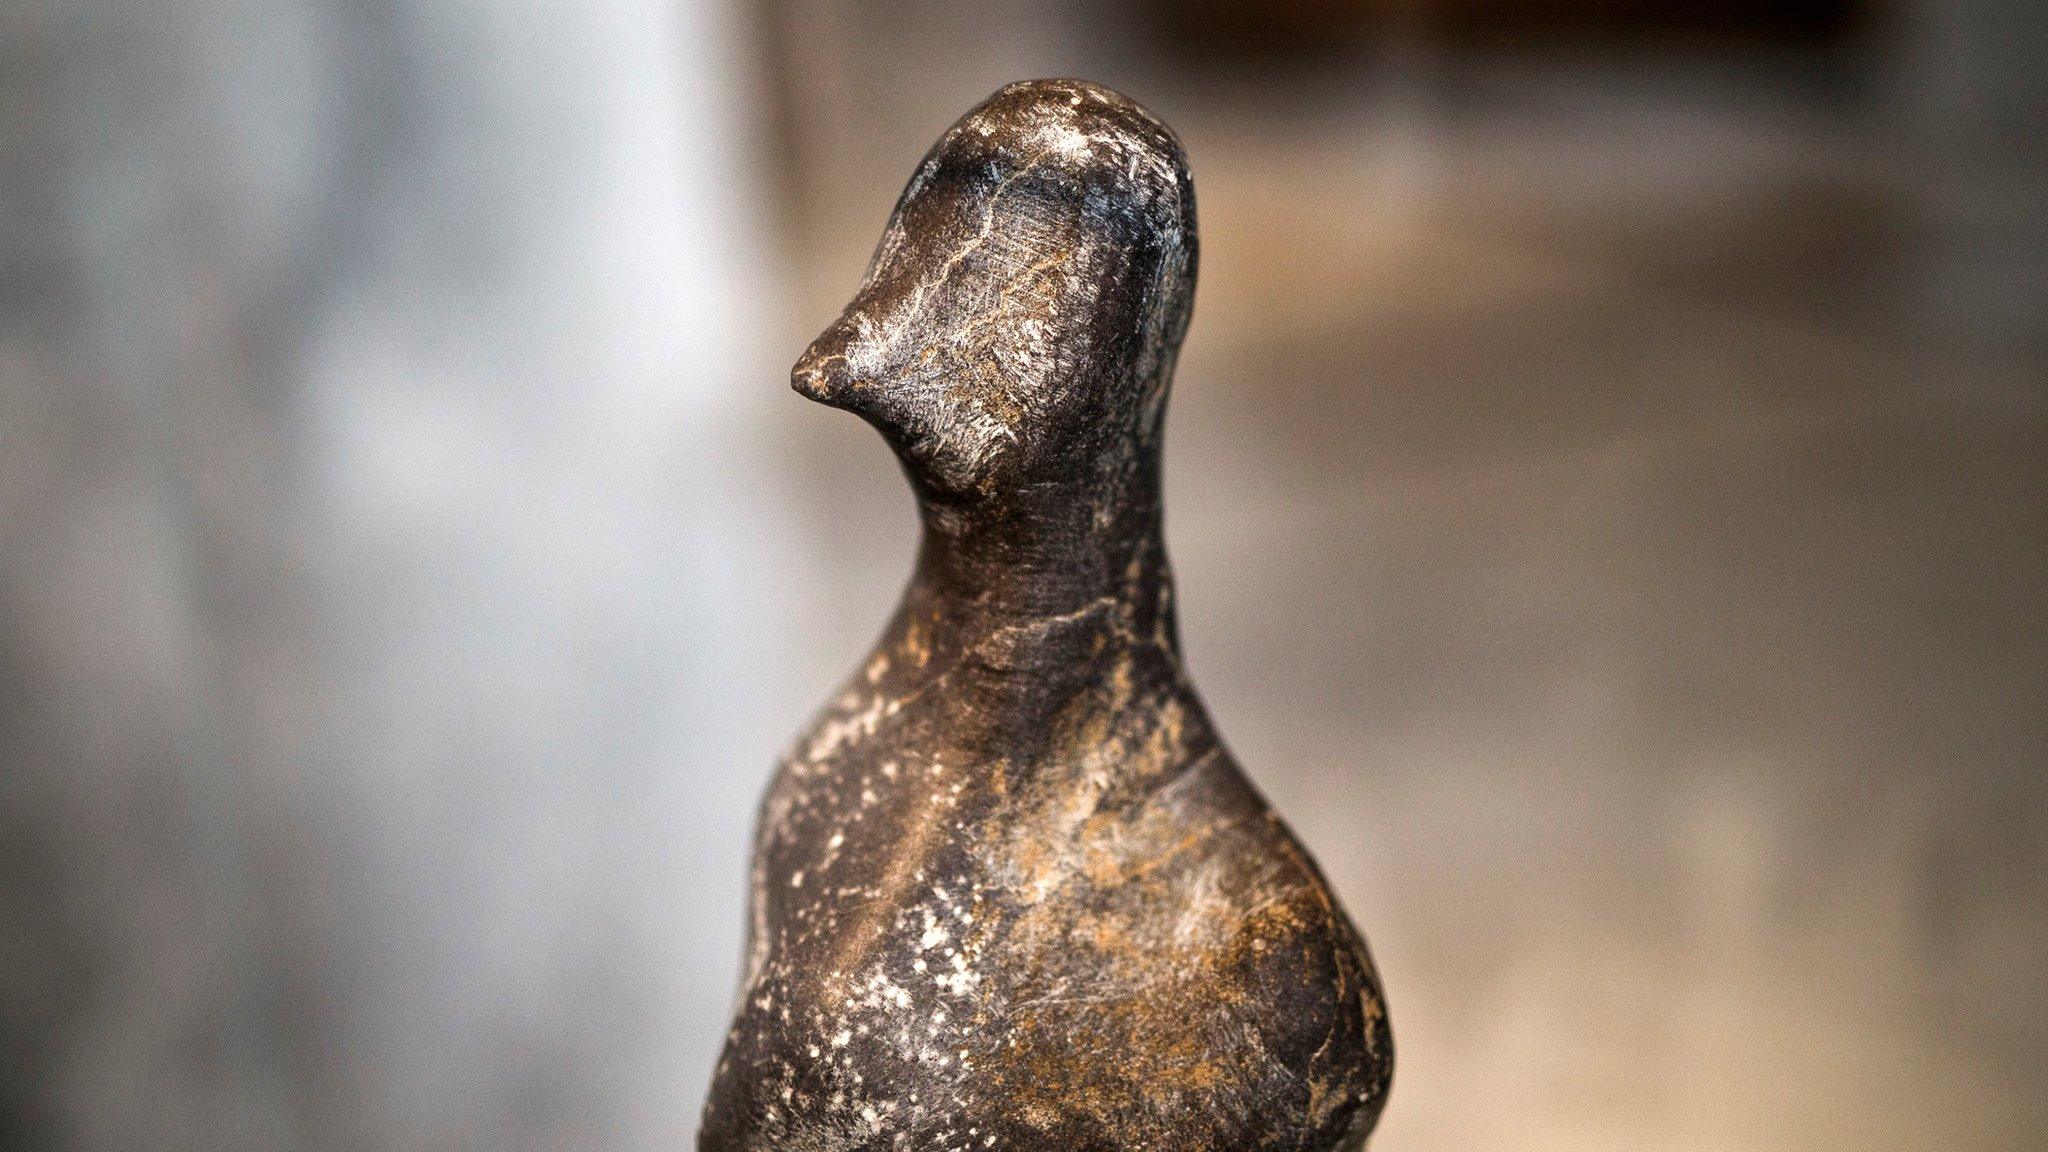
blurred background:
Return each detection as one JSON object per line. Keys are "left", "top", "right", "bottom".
{"left": 3, "top": 1, "right": 2044, "bottom": 1149}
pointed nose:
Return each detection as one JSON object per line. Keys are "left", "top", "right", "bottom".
{"left": 791, "top": 320, "right": 857, "bottom": 404}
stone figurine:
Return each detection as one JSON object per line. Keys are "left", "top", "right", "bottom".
{"left": 701, "top": 79, "right": 1392, "bottom": 1151}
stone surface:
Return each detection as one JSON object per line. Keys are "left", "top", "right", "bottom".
{"left": 698, "top": 80, "right": 1391, "bottom": 1151}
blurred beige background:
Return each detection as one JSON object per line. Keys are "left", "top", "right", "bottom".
{"left": 2, "top": 2, "right": 2043, "bottom": 1150}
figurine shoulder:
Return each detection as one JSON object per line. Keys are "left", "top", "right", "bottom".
{"left": 975, "top": 746, "right": 1390, "bottom": 1149}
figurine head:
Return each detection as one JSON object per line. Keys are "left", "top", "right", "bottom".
{"left": 793, "top": 79, "right": 1197, "bottom": 503}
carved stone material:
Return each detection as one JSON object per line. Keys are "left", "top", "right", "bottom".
{"left": 701, "top": 78, "right": 1392, "bottom": 1151}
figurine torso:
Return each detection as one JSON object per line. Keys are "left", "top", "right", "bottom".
{"left": 701, "top": 586, "right": 1391, "bottom": 1151}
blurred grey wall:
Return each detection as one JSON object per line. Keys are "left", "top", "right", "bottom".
{"left": 3, "top": 2, "right": 2045, "bottom": 1151}
{"left": 3, "top": 2, "right": 812, "bottom": 1147}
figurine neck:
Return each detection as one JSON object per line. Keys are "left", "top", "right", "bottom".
{"left": 903, "top": 461, "right": 1180, "bottom": 667}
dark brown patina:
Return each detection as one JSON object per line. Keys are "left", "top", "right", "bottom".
{"left": 701, "top": 78, "right": 1392, "bottom": 1152}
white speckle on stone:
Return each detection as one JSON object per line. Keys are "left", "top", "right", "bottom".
{"left": 1036, "top": 119, "right": 1094, "bottom": 160}
{"left": 806, "top": 695, "right": 891, "bottom": 762}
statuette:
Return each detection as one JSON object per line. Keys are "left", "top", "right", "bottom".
{"left": 702, "top": 78, "right": 1392, "bottom": 1152}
